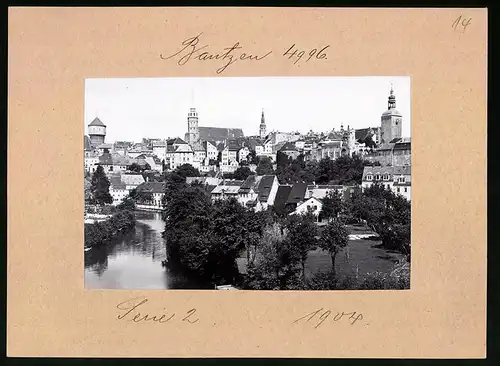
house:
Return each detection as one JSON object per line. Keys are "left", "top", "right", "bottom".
{"left": 203, "top": 140, "right": 219, "bottom": 162}
{"left": 95, "top": 143, "right": 114, "bottom": 156}
{"left": 135, "top": 182, "right": 167, "bottom": 210}
{"left": 355, "top": 127, "right": 381, "bottom": 146}
{"left": 211, "top": 180, "right": 245, "bottom": 201}
{"left": 121, "top": 173, "right": 145, "bottom": 191}
{"left": 152, "top": 141, "right": 167, "bottom": 161}
{"left": 318, "top": 140, "right": 343, "bottom": 160}
{"left": 190, "top": 142, "right": 206, "bottom": 170}
{"left": 279, "top": 141, "right": 301, "bottom": 160}
{"left": 364, "top": 137, "right": 411, "bottom": 167}
{"left": 165, "top": 138, "right": 194, "bottom": 170}
{"left": 238, "top": 146, "right": 250, "bottom": 162}
{"left": 255, "top": 139, "right": 276, "bottom": 162}
{"left": 238, "top": 175, "right": 280, "bottom": 211}
{"left": 305, "top": 184, "right": 344, "bottom": 200}
{"left": 284, "top": 182, "right": 308, "bottom": 211}
{"left": 84, "top": 135, "right": 93, "bottom": 152}
{"left": 271, "top": 184, "right": 293, "bottom": 214}
{"left": 144, "top": 155, "right": 163, "bottom": 172}
{"left": 290, "top": 197, "right": 323, "bottom": 218}
{"left": 113, "top": 141, "right": 134, "bottom": 156}
{"left": 186, "top": 176, "right": 222, "bottom": 187}
{"left": 84, "top": 152, "right": 100, "bottom": 173}
{"left": 294, "top": 140, "right": 306, "bottom": 151}
{"left": 361, "top": 165, "right": 411, "bottom": 200}
{"left": 109, "top": 174, "right": 129, "bottom": 206}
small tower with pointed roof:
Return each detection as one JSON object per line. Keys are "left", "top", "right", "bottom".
{"left": 259, "top": 109, "right": 267, "bottom": 139}
{"left": 380, "top": 85, "right": 403, "bottom": 144}
{"left": 88, "top": 117, "right": 106, "bottom": 146}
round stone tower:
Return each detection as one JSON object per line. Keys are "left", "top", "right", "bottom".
{"left": 88, "top": 117, "right": 106, "bottom": 146}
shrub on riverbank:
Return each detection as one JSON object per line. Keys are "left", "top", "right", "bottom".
{"left": 85, "top": 209, "right": 136, "bottom": 248}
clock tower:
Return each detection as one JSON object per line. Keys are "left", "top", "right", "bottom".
{"left": 380, "top": 86, "right": 403, "bottom": 144}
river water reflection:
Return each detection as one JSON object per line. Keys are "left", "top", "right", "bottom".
{"left": 84, "top": 211, "right": 212, "bottom": 289}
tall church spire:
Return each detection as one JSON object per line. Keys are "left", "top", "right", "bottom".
{"left": 259, "top": 108, "right": 267, "bottom": 138}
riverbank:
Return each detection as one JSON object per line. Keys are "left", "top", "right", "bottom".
{"left": 84, "top": 209, "right": 136, "bottom": 248}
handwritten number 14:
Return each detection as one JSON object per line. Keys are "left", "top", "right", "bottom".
{"left": 452, "top": 15, "right": 471, "bottom": 33}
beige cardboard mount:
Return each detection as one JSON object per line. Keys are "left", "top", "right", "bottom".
{"left": 8, "top": 7, "right": 487, "bottom": 358}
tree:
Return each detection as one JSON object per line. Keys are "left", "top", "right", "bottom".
{"left": 174, "top": 163, "right": 200, "bottom": 178}
{"left": 84, "top": 178, "right": 92, "bottom": 203}
{"left": 276, "top": 151, "right": 290, "bottom": 167}
{"left": 248, "top": 150, "right": 259, "bottom": 165}
{"left": 319, "top": 220, "right": 349, "bottom": 278}
{"left": 244, "top": 222, "right": 302, "bottom": 290}
{"left": 233, "top": 166, "right": 252, "bottom": 181}
{"left": 136, "top": 190, "right": 153, "bottom": 204}
{"left": 116, "top": 197, "right": 136, "bottom": 211}
{"left": 256, "top": 156, "right": 274, "bottom": 175}
{"left": 320, "top": 190, "right": 343, "bottom": 221}
{"left": 90, "top": 165, "right": 113, "bottom": 205}
{"left": 163, "top": 182, "right": 212, "bottom": 274}
{"left": 128, "top": 163, "right": 142, "bottom": 172}
{"left": 284, "top": 212, "right": 318, "bottom": 282}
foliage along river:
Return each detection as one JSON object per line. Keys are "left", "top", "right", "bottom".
{"left": 84, "top": 211, "right": 213, "bottom": 289}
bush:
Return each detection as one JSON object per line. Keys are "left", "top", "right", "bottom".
{"left": 84, "top": 209, "right": 136, "bottom": 248}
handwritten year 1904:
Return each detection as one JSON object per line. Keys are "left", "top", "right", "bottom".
{"left": 283, "top": 44, "right": 330, "bottom": 65}
{"left": 294, "top": 308, "right": 363, "bottom": 329}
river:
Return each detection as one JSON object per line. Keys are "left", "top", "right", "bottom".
{"left": 84, "top": 211, "right": 213, "bottom": 290}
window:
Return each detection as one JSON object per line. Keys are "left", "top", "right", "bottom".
{"left": 383, "top": 174, "right": 390, "bottom": 180}
{"left": 404, "top": 188, "right": 408, "bottom": 193}
{"left": 386, "top": 184, "right": 390, "bottom": 189}
{"left": 397, "top": 187, "right": 400, "bottom": 193}
{"left": 375, "top": 174, "right": 381, "bottom": 180}
{"left": 366, "top": 174, "right": 373, "bottom": 181}
{"left": 109, "top": 166, "right": 113, "bottom": 171}
{"left": 399, "top": 177, "right": 405, "bottom": 183}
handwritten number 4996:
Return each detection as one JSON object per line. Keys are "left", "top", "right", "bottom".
{"left": 283, "top": 44, "right": 329, "bottom": 65}
{"left": 452, "top": 15, "right": 471, "bottom": 33}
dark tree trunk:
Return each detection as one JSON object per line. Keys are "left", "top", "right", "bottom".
{"left": 331, "top": 252, "right": 338, "bottom": 278}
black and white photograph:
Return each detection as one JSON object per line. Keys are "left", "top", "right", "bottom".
{"left": 84, "top": 77, "right": 411, "bottom": 291}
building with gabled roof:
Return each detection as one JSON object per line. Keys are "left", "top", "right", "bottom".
{"left": 135, "top": 181, "right": 167, "bottom": 210}
{"left": 285, "top": 182, "right": 308, "bottom": 209}
{"left": 165, "top": 138, "right": 194, "bottom": 170}
{"left": 279, "top": 141, "right": 301, "bottom": 160}
{"left": 236, "top": 175, "right": 279, "bottom": 211}
{"left": 361, "top": 165, "right": 411, "bottom": 200}
{"left": 289, "top": 197, "right": 323, "bottom": 219}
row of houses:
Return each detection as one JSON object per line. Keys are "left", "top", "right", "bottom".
{"left": 125, "top": 174, "right": 362, "bottom": 216}
{"left": 100, "top": 164, "right": 410, "bottom": 215}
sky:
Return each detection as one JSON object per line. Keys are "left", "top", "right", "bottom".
{"left": 84, "top": 77, "right": 411, "bottom": 143}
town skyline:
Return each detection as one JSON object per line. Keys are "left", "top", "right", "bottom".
{"left": 84, "top": 77, "right": 411, "bottom": 143}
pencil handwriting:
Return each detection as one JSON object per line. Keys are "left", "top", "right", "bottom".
{"left": 452, "top": 15, "right": 471, "bottom": 33}
{"left": 294, "top": 308, "right": 364, "bottom": 329}
{"left": 116, "top": 296, "right": 199, "bottom": 324}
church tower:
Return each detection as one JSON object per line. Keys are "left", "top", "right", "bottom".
{"left": 186, "top": 107, "right": 199, "bottom": 144}
{"left": 380, "top": 85, "right": 403, "bottom": 144}
{"left": 259, "top": 109, "right": 267, "bottom": 139}
{"left": 88, "top": 117, "right": 106, "bottom": 146}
